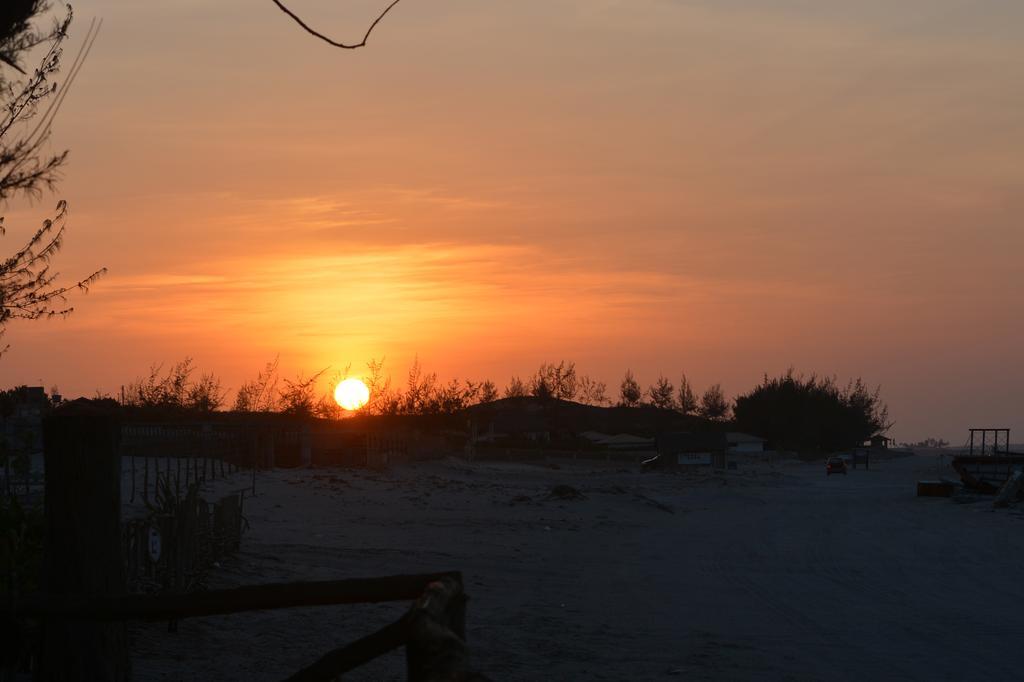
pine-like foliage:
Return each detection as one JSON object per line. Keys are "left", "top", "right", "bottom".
{"left": 528, "top": 361, "right": 578, "bottom": 401}
{"left": 577, "top": 375, "right": 609, "bottom": 406}
{"left": 619, "top": 369, "right": 642, "bottom": 407}
{"left": 504, "top": 376, "right": 528, "bottom": 399}
{"left": 123, "top": 358, "right": 226, "bottom": 412}
{"left": 648, "top": 374, "right": 676, "bottom": 410}
{"left": 733, "top": 371, "right": 891, "bottom": 454}
{"left": 699, "top": 383, "right": 729, "bottom": 420}
{"left": 0, "top": 5, "right": 105, "bottom": 355}
{"left": 677, "top": 373, "right": 698, "bottom": 415}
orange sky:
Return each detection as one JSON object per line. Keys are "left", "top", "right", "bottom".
{"left": 2, "top": 1, "right": 1022, "bottom": 442}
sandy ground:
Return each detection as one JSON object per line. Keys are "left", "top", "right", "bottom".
{"left": 129, "top": 453, "right": 1024, "bottom": 681}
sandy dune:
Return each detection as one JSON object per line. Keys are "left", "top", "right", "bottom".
{"left": 130, "top": 454, "right": 1024, "bottom": 681}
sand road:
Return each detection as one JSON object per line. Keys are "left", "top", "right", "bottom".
{"left": 131, "top": 454, "right": 1024, "bottom": 681}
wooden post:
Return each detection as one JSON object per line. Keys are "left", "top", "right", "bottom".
{"left": 406, "top": 577, "right": 472, "bottom": 682}
{"left": 37, "top": 410, "right": 129, "bottom": 681}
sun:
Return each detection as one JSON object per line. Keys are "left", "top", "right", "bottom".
{"left": 334, "top": 378, "right": 370, "bottom": 411}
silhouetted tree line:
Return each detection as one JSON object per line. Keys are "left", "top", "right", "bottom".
{"left": 900, "top": 437, "right": 949, "bottom": 449}
{"left": 119, "top": 356, "right": 744, "bottom": 421}
{"left": 620, "top": 369, "right": 726, "bottom": 420}
{"left": 732, "top": 371, "right": 891, "bottom": 454}
{"left": 361, "top": 356, "right": 498, "bottom": 417}
{"left": 116, "top": 359, "right": 892, "bottom": 452}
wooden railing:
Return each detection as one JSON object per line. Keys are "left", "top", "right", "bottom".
{"left": 14, "top": 572, "right": 482, "bottom": 681}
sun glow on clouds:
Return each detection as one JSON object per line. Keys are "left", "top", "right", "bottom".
{"left": 64, "top": 233, "right": 835, "bottom": 394}
{"left": 90, "top": 242, "right": 697, "bottom": 348}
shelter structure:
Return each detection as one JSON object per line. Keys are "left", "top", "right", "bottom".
{"left": 726, "top": 432, "right": 766, "bottom": 455}
{"left": 657, "top": 432, "right": 729, "bottom": 469}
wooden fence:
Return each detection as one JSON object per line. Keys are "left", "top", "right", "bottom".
{"left": 120, "top": 422, "right": 255, "bottom": 504}
{"left": 122, "top": 489, "right": 245, "bottom": 595}
{"left": 117, "top": 422, "right": 255, "bottom": 597}
{"left": 7, "top": 408, "right": 485, "bottom": 681}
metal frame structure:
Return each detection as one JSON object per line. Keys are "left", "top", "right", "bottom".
{"left": 968, "top": 428, "right": 1011, "bottom": 456}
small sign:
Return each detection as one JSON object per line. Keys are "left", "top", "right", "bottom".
{"left": 147, "top": 526, "right": 162, "bottom": 563}
{"left": 677, "top": 452, "right": 712, "bottom": 466}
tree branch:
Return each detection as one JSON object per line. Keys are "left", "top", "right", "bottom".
{"left": 270, "top": 0, "right": 403, "bottom": 49}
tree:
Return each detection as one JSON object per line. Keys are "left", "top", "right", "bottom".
{"left": 403, "top": 355, "right": 438, "bottom": 414}
{"left": 0, "top": 5, "right": 104, "bottom": 354}
{"left": 477, "top": 379, "right": 498, "bottom": 404}
{"left": 278, "top": 368, "right": 328, "bottom": 417}
{"left": 313, "top": 371, "right": 343, "bottom": 420}
{"left": 124, "top": 359, "right": 193, "bottom": 408}
{"left": 504, "top": 375, "right": 528, "bottom": 398}
{"left": 234, "top": 356, "right": 281, "bottom": 412}
{"left": 577, "top": 375, "right": 609, "bottom": 406}
{"left": 433, "top": 379, "right": 472, "bottom": 414}
{"left": 124, "top": 358, "right": 225, "bottom": 412}
{"left": 678, "top": 373, "right": 698, "bottom": 415}
{"left": 308, "top": 364, "right": 358, "bottom": 420}
{"left": 363, "top": 357, "right": 399, "bottom": 415}
{"left": 185, "top": 372, "right": 226, "bottom": 412}
{"left": 732, "top": 371, "right": 891, "bottom": 454}
{"left": 904, "top": 437, "right": 949, "bottom": 449}
{"left": 271, "top": 0, "right": 404, "bottom": 49}
{"left": 529, "top": 361, "right": 578, "bottom": 401}
{"left": 699, "top": 383, "right": 729, "bottom": 420}
{"left": 648, "top": 374, "right": 676, "bottom": 410}
{"left": 619, "top": 369, "right": 642, "bottom": 407}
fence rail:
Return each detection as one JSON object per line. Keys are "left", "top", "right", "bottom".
{"left": 120, "top": 422, "right": 255, "bottom": 504}
{"left": 16, "top": 572, "right": 481, "bottom": 681}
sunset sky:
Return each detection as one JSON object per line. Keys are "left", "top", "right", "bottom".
{"left": 2, "top": 0, "right": 1021, "bottom": 442}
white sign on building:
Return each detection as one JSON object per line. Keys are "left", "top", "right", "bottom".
{"left": 677, "top": 452, "right": 712, "bottom": 466}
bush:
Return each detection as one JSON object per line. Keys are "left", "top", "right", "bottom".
{"left": 125, "top": 358, "right": 226, "bottom": 412}
{"left": 733, "top": 371, "right": 890, "bottom": 454}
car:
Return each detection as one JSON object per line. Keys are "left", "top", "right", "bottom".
{"left": 826, "top": 457, "right": 847, "bottom": 476}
